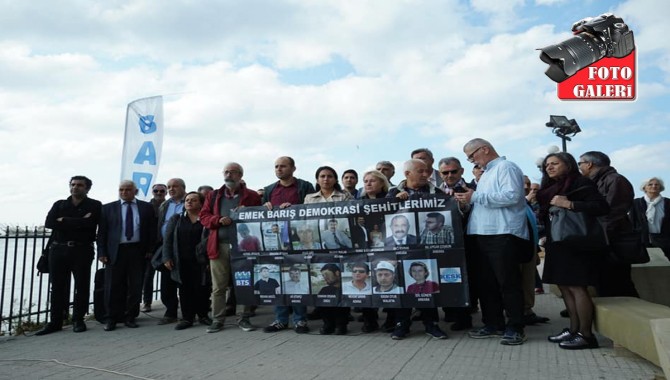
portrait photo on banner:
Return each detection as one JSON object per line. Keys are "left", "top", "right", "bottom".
{"left": 417, "top": 211, "right": 454, "bottom": 246}
{"left": 404, "top": 259, "right": 440, "bottom": 294}
{"left": 384, "top": 213, "right": 417, "bottom": 249}
{"left": 237, "top": 222, "right": 263, "bottom": 252}
{"left": 371, "top": 256, "right": 404, "bottom": 295}
{"left": 341, "top": 259, "right": 373, "bottom": 296}
{"left": 310, "top": 262, "right": 341, "bottom": 296}
{"left": 261, "top": 221, "right": 290, "bottom": 251}
{"left": 348, "top": 215, "right": 386, "bottom": 249}
{"left": 319, "top": 217, "right": 353, "bottom": 250}
{"left": 253, "top": 264, "right": 281, "bottom": 295}
{"left": 290, "top": 220, "right": 323, "bottom": 250}
{"left": 281, "top": 263, "right": 310, "bottom": 295}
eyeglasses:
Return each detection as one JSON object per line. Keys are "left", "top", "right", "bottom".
{"left": 153, "top": 189, "right": 166, "bottom": 194}
{"left": 467, "top": 146, "right": 484, "bottom": 162}
{"left": 352, "top": 269, "right": 367, "bottom": 274}
{"left": 577, "top": 161, "right": 588, "bottom": 166}
{"left": 440, "top": 169, "right": 460, "bottom": 175}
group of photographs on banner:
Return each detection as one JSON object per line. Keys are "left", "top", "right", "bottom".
{"left": 230, "top": 196, "right": 470, "bottom": 308}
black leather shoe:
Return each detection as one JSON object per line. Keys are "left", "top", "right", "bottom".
{"left": 35, "top": 323, "right": 62, "bottom": 336}
{"left": 335, "top": 325, "right": 348, "bottom": 335}
{"left": 72, "top": 320, "right": 87, "bottom": 333}
{"left": 361, "top": 323, "right": 379, "bottom": 333}
{"left": 548, "top": 328, "right": 574, "bottom": 343}
{"left": 559, "top": 333, "right": 599, "bottom": 349}
{"left": 450, "top": 320, "right": 473, "bottom": 331}
{"left": 124, "top": 319, "right": 139, "bottom": 328}
{"left": 175, "top": 320, "right": 193, "bottom": 330}
{"left": 523, "top": 313, "right": 550, "bottom": 326}
{"left": 319, "top": 324, "right": 335, "bottom": 335}
{"left": 104, "top": 321, "right": 116, "bottom": 331}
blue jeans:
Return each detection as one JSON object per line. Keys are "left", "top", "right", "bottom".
{"left": 275, "top": 305, "right": 307, "bottom": 324}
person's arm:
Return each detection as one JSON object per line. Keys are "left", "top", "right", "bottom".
{"left": 472, "top": 164, "right": 525, "bottom": 208}
{"left": 97, "top": 205, "right": 109, "bottom": 263}
{"left": 162, "top": 214, "right": 179, "bottom": 270}
{"left": 199, "top": 191, "right": 221, "bottom": 229}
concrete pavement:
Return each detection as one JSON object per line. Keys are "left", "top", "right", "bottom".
{"left": 0, "top": 289, "right": 663, "bottom": 380}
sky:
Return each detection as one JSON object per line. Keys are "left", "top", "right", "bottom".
{"left": 1, "top": 0, "right": 668, "bottom": 227}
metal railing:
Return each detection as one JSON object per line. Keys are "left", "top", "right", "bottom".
{"left": 0, "top": 227, "right": 51, "bottom": 334}
{"left": 0, "top": 227, "right": 160, "bottom": 335}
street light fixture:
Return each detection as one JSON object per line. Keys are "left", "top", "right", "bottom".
{"left": 545, "top": 115, "right": 581, "bottom": 152}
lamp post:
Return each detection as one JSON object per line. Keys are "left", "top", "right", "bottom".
{"left": 545, "top": 115, "right": 581, "bottom": 152}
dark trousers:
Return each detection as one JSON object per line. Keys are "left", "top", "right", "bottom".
{"left": 142, "top": 257, "right": 156, "bottom": 304}
{"left": 48, "top": 244, "right": 94, "bottom": 326}
{"left": 160, "top": 269, "right": 179, "bottom": 319}
{"left": 178, "top": 260, "right": 211, "bottom": 321}
{"left": 396, "top": 308, "right": 439, "bottom": 326}
{"left": 444, "top": 235, "right": 479, "bottom": 323}
{"left": 597, "top": 258, "right": 639, "bottom": 297}
{"left": 104, "top": 243, "right": 144, "bottom": 322}
{"left": 322, "top": 307, "right": 350, "bottom": 328}
{"left": 361, "top": 308, "right": 378, "bottom": 326}
{"left": 472, "top": 234, "right": 525, "bottom": 332}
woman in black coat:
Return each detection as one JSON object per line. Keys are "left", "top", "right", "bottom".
{"left": 630, "top": 177, "right": 670, "bottom": 259}
{"left": 536, "top": 152, "right": 609, "bottom": 350}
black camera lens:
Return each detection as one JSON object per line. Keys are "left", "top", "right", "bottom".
{"left": 539, "top": 34, "right": 606, "bottom": 83}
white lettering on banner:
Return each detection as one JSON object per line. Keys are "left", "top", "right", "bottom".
{"left": 572, "top": 84, "right": 632, "bottom": 98}
{"left": 587, "top": 66, "right": 632, "bottom": 80}
{"left": 120, "top": 96, "right": 164, "bottom": 199}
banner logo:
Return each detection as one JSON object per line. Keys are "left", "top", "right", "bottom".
{"left": 538, "top": 13, "right": 636, "bottom": 101}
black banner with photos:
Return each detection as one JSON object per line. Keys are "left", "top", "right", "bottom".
{"left": 230, "top": 195, "right": 470, "bottom": 308}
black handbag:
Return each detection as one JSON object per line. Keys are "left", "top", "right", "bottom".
{"left": 548, "top": 206, "right": 608, "bottom": 250}
{"left": 195, "top": 229, "right": 210, "bottom": 265}
{"left": 36, "top": 235, "right": 53, "bottom": 274}
{"left": 609, "top": 230, "right": 650, "bottom": 264}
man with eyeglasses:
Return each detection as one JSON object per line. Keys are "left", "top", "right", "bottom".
{"left": 578, "top": 151, "right": 638, "bottom": 298}
{"left": 200, "top": 162, "right": 262, "bottom": 333}
{"left": 140, "top": 183, "right": 167, "bottom": 312}
{"left": 152, "top": 178, "right": 187, "bottom": 322}
{"left": 437, "top": 157, "right": 470, "bottom": 195}
{"left": 149, "top": 183, "right": 167, "bottom": 214}
{"left": 435, "top": 157, "right": 478, "bottom": 331}
{"left": 454, "top": 138, "right": 529, "bottom": 346}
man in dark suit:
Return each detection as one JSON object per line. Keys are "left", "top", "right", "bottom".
{"left": 350, "top": 216, "right": 369, "bottom": 249}
{"left": 97, "top": 180, "right": 156, "bottom": 331}
{"left": 384, "top": 214, "right": 417, "bottom": 249}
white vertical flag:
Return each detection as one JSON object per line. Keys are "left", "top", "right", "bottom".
{"left": 120, "top": 96, "right": 164, "bottom": 200}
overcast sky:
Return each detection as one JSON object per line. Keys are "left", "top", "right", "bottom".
{"left": 1, "top": 0, "right": 668, "bottom": 226}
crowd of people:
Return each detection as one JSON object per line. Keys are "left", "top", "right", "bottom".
{"left": 35, "top": 138, "right": 670, "bottom": 350}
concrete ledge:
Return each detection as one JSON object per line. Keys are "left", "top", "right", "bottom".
{"left": 651, "top": 319, "right": 670, "bottom": 380}
{"left": 633, "top": 248, "right": 670, "bottom": 308}
{"left": 594, "top": 297, "right": 670, "bottom": 369}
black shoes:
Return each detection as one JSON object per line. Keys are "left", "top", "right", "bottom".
{"left": 523, "top": 313, "right": 550, "bottom": 326}
{"left": 559, "top": 333, "right": 599, "bottom": 350}
{"left": 73, "top": 320, "right": 87, "bottom": 333}
{"left": 124, "top": 319, "right": 139, "bottom": 328}
{"left": 450, "top": 320, "right": 473, "bottom": 331}
{"left": 157, "top": 317, "right": 178, "bottom": 325}
{"left": 175, "top": 320, "right": 193, "bottom": 330}
{"left": 335, "top": 325, "right": 348, "bottom": 335}
{"left": 548, "top": 328, "right": 574, "bottom": 343}
{"left": 319, "top": 324, "right": 335, "bottom": 335}
{"left": 35, "top": 323, "right": 62, "bottom": 336}
{"left": 361, "top": 322, "right": 379, "bottom": 333}
{"left": 104, "top": 321, "right": 116, "bottom": 331}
